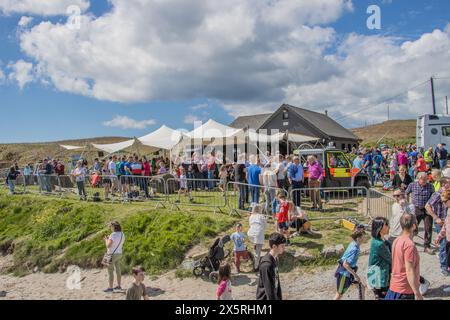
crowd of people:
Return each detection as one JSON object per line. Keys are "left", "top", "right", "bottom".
{"left": 3, "top": 142, "right": 450, "bottom": 300}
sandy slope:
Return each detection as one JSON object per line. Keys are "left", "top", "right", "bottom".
{"left": 1, "top": 237, "right": 449, "bottom": 300}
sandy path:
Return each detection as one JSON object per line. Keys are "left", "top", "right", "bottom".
{"left": 1, "top": 238, "right": 449, "bottom": 300}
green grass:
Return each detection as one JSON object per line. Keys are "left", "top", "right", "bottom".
{"left": 0, "top": 184, "right": 370, "bottom": 277}
{"left": 0, "top": 189, "right": 236, "bottom": 276}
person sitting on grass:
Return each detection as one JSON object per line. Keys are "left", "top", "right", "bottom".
{"left": 216, "top": 263, "right": 233, "bottom": 300}
{"left": 275, "top": 195, "right": 291, "bottom": 246}
{"left": 126, "top": 266, "right": 149, "bottom": 300}
{"left": 334, "top": 229, "right": 366, "bottom": 300}
{"left": 176, "top": 167, "right": 193, "bottom": 203}
{"left": 230, "top": 223, "right": 249, "bottom": 274}
{"left": 289, "top": 206, "right": 312, "bottom": 237}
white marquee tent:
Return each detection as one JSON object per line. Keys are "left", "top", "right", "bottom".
{"left": 91, "top": 138, "right": 137, "bottom": 154}
{"left": 59, "top": 144, "right": 85, "bottom": 150}
{"left": 138, "top": 125, "right": 186, "bottom": 150}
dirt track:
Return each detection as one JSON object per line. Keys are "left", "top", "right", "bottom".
{"left": 1, "top": 234, "right": 449, "bottom": 300}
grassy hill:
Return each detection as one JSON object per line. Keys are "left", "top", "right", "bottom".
{"left": 0, "top": 137, "right": 131, "bottom": 169}
{"left": 351, "top": 119, "right": 416, "bottom": 146}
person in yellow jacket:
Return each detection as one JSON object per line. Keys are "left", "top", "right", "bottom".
{"left": 424, "top": 147, "right": 434, "bottom": 170}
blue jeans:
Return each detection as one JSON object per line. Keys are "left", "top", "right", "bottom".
{"left": 249, "top": 186, "right": 260, "bottom": 204}
{"left": 238, "top": 184, "right": 247, "bottom": 210}
{"left": 291, "top": 180, "right": 303, "bottom": 207}
{"left": 368, "top": 171, "right": 374, "bottom": 186}
{"left": 265, "top": 188, "right": 276, "bottom": 214}
{"left": 272, "top": 198, "right": 279, "bottom": 215}
{"left": 8, "top": 180, "right": 15, "bottom": 194}
{"left": 440, "top": 160, "right": 447, "bottom": 169}
{"left": 435, "top": 223, "right": 448, "bottom": 270}
{"left": 201, "top": 171, "right": 208, "bottom": 189}
{"left": 207, "top": 170, "right": 215, "bottom": 190}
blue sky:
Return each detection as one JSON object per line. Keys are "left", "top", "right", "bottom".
{"left": 0, "top": 0, "right": 449, "bottom": 143}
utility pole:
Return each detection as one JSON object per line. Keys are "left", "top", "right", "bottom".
{"left": 446, "top": 96, "right": 448, "bottom": 114}
{"left": 387, "top": 105, "right": 390, "bottom": 121}
{"left": 431, "top": 77, "right": 436, "bottom": 115}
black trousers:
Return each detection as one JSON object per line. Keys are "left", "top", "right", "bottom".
{"left": 291, "top": 181, "right": 303, "bottom": 207}
{"left": 414, "top": 207, "right": 433, "bottom": 249}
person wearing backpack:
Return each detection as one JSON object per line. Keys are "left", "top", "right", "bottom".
{"left": 103, "top": 221, "right": 125, "bottom": 293}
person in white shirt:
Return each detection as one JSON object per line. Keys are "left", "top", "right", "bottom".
{"left": 262, "top": 163, "right": 278, "bottom": 215}
{"left": 103, "top": 221, "right": 125, "bottom": 293}
{"left": 389, "top": 189, "right": 415, "bottom": 240}
{"left": 108, "top": 155, "right": 119, "bottom": 195}
{"left": 247, "top": 204, "right": 267, "bottom": 271}
{"left": 275, "top": 155, "right": 286, "bottom": 190}
{"left": 71, "top": 160, "right": 87, "bottom": 200}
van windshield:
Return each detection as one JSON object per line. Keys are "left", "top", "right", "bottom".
{"left": 327, "top": 153, "right": 349, "bottom": 169}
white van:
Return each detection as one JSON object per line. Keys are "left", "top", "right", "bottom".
{"left": 417, "top": 114, "right": 450, "bottom": 148}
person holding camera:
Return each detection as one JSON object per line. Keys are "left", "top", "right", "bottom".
{"left": 103, "top": 221, "right": 125, "bottom": 293}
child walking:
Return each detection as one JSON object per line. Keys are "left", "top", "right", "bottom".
{"left": 334, "top": 229, "right": 366, "bottom": 300}
{"left": 218, "top": 165, "right": 228, "bottom": 194}
{"left": 275, "top": 194, "right": 291, "bottom": 245}
{"left": 176, "top": 167, "right": 193, "bottom": 203}
{"left": 216, "top": 263, "right": 233, "bottom": 300}
{"left": 230, "top": 223, "right": 249, "bottom": 274}
{"left": 126, "top": 266, "right": 149, "bottom": 300}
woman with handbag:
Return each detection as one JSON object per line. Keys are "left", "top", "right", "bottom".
{"left": 103, "top": 221, "right": 125, "bottom": 293}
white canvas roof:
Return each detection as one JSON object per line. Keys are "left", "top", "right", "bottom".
{"left": 59, "top": 145, "right": 84, "bottom": 150}
{"left": 186, "top": 119, "right": 243, "bottom": 140}
{"left": 91, "top": 139, "right": 136, "bottom": 154}
{"left": 138, "top": 125, "right": 186, "bottom": 150}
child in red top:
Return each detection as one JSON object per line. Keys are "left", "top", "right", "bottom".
{"left": 275, "top": 194, "right": 291, "bottom": 245}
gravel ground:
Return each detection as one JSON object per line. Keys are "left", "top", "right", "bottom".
{"left": 0, "top": 234, "right": 449, "bottom": 300}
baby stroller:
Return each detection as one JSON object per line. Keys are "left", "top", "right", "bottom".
{"left": 193, "top": 235, "right": 231, "bottom": 283}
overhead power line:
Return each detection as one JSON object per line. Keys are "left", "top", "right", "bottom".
{"left": 334, "top": 79, "right": 430, "bottom": 122}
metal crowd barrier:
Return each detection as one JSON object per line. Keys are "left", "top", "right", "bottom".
{"left": 3, "top": 173, "right": 387, "bottom": 222}
{"left": 166, "top": 178, "right": 227, "bottom": 213}
{"left": 118, "top": 175, "right": 167, "bottom": 208}
{"left": 226, "top": 181, "right": 288, "bottom": 216}
{"left": 367, "top": 189, "right": 395, "bottom": 220}
{"left": 23, "top": 174, "right": 63, "bottom": 197}
{"left": 289, "top": 186, "right": 369, "bottom": 221}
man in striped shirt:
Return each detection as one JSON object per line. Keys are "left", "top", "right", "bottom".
{"left": 405, "top": 172, "right": 435, "bottom": 254}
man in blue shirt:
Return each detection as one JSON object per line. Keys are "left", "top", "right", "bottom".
{"left": 287, "top": 156, "right": 304, "bottom": 207}
{"left": 353, "top": 153, "right": 364, "bottom": 170}
{"left": 363, "top": 150, "right": 374, "bottom": 185}
{"left": 246, "top": 156, "right": 262, "bottom": 206}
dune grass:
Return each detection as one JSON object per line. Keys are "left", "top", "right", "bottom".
{"left": 0, "top": 189, "right": 236, "bottom": 276}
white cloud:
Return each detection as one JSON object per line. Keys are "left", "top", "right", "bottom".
{"left": 0, "top": 68, "right": 4, "bottom": 82}
{"left": 10, "top": 0, "right": 450, "bottom": 128}
{"left": 445, "top": 23, "right": 450, "bottom": 34}
{"left": 103, "top": 116, "right": 156, "bottom": 130}
{"left": 18, "top": 16, "right": 33, "bottom": 27}
{"left": 191, "top": 103, "right": 208, "bottom": 111}
{"left": 16, "top": 0, "right": 349, "bottom": 104}
{"left": 0, "top": 0, "right": 89, "bottom": 16}
{"left": 184, "top": 115, "right": 201, "bottom": 125}
{"left": 8, "top": 59, "right": 35, "bottom": 89}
